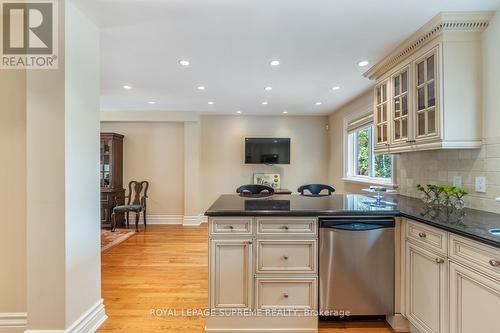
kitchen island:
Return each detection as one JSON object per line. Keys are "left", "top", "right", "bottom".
{"left": 204, "top": 194, "right": 500, "bottom": 333}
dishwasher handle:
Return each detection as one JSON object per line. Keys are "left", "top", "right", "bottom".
{"left": 320, "top": 217, "right": 395, "bottom": 229}
{"left": 323, "top": 223, "right": 391, "bottom": 231}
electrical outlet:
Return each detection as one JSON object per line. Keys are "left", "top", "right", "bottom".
{"left": 453, "top": 176, "right": 462, "bottom": 188}
{"left": 496, "top": 197, "right": 500, "bottom": 202}
{"left": 475, "top": 176, "right": 486, "bottom": 193}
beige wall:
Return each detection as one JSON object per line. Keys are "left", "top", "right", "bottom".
{"left": 328, "top": 11, "right": 500, "bottom": 214}
{"left": 327, "top": 89, "right": 372, "bottom": 194}
{"left": 100, "top": 122, "right": 185, "bottom": 215}
{"left": 200, "top": 115, "right": 330, "bottom": 211}
{"left": 0, "top": 69, "right": 27, "bottom": 320}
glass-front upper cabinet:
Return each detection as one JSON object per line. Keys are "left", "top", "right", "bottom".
{"left": 374, "top": 80, "right": 389, "bottom": 147}
{"left": 100, "top": 138, "right": 112, "bottom": 188}
{"left": 391, "top": 66, "right": 410, "bottom": 144}
{"left": 415, "top": 49, "right": 438, "bottom": 140}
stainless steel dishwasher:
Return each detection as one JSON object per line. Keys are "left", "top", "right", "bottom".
{"left": 319, "top": 216, "right": 395, "bottom": 316}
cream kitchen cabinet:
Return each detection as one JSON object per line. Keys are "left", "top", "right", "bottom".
{"left": 405, "top": 241, "right": 448, "bottom": 333}
{"left": 366, "top": 12, "right": 493, "bottom": 154}
{"left": 209, "top": 238, "right": 253, "bottom": 309}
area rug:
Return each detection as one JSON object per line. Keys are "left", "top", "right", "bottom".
{"left": 101, "top": 229, "right": 136, "bottom": 252}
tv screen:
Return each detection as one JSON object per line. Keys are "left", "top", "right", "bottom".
{"left": 245, "top": 138, "right": 290, "bottom": 164}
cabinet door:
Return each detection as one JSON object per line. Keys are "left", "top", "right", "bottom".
{"left": 374, "top": 80, "right": 390, "bottom": 149}
{"left": 209, "top": 239, "right": 253, "bottom": 310}
{"left": 391, "top": 66, "right": 411, "bottom": 145}
{"left": 405, "top": 242, "right": 448, "bottom": 333}
{"left": 449, "top": 262, "right": 500, "bottom": 333}
{"left": 414, "top": 48, "right": 439, "bottom": 141}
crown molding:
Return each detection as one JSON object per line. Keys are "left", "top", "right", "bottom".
{"left": 364, "top": 11, "right": 494, "bottom": 80}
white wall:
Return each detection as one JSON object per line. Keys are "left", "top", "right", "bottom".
{"left": 100, "top": 122, "right": 185, "bottom": 215}
{"left": 200, "top": 115, "right": 330, "bottom": 210}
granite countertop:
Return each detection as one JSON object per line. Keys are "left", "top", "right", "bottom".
{"left": 205, "top": 194, "right": 500, "bottom": 248}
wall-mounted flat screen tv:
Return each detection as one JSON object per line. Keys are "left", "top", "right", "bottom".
{"left": 245, "top": 138, "right": 290, "bottom": 164}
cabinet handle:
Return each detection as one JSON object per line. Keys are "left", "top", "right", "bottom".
{"left": 435, "top": 258, "right": 445, "bottom": 264}
{"left": 228, "top": 225, "right": 234, "bottom": 230}
{"left": 283, "top": 293, "right": 289, "bottom": 298}
{"left": 418, "top": 232, "right": 427, "bottom": 238}
{"left": 246, "top": 241, "right": 253, "bottom": 245}
{"left": 283, "top": 256, "right": 289, "bottom": 260}
{"left": 283, "top": 225, "right": 289, "bottom": 230}
{"left": 489, "top": 259, "right": 500, "bottom": 267}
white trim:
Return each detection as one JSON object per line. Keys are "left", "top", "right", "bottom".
{"left": 147, "top": 215, "right": 183, "bottom": 225}
{"left": 147, "top": 214, "right": 208, "bottom": 226}
{"left": 0, "top": 312, "right": 27, "bottom": 332}
{"left": 24, "top": 299, "right": 107, "bottom": 333}
{"left": 386, "top": 314, "right": 410, "bottom": 332}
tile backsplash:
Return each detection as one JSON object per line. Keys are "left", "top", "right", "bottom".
{"left": 396, "top": 138, "right": 500, "bottom": 214}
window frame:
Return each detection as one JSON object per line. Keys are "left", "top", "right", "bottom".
{"left": 343, "top": 111, "right": 397, "bottom": 187}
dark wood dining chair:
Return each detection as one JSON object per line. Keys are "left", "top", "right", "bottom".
{"left": 112, "top": 180, "right": 149, "bottom": 232}
{"left": 297, "top": 184, "right": 335, "bottom": 197}
{"left": 236, "top": 184, "right": 275, "bottom": 196}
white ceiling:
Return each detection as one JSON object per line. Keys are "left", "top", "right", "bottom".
{"left": 74, "top": 0, "right": 500, "bottom": 115}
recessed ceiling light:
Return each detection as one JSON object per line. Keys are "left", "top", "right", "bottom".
{"left": 178, "top": 60, "right": 190, "bottom": 66}
{"left": 332, "top": 86, "right": 340, "bottom": 91}
{"left": 358, "top": 60, "right": 369, "bottom": 67}
{"left": 208, "top": 101, "right": 214, "bottom": 105}
{"left": 315, "top": 102, "right": 322, "bottom": 105}
{"left": 123, "top": 85, "right": 132, "bottom": 90}
{"left": 262, "top": 101, "right": 268, "bottom": 105}
{"left": 148, "top": 100, "right": 156, "bottom": 105}
{"left": 265, "top": 86, "right": 272, "bottom": 91}
{"left": 236, "top": 110, "right": 242, "bottom": 114}
{"left": 283, "top": 111, "right": 288, "bottom": 114}
{"left": 269, "top": 60, "right": 280, "bottom": 66}
{"left": 197, "top": 86, "right": 206, "bottom": 90}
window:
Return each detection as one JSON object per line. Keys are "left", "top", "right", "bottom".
{"left": 346, "top": 124, "right": 393, "bottom": 184}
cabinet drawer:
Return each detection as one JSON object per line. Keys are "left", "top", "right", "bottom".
{"left": 449, "top": 234, "right": 500, "bottom": 280}
{"left": 255, "top": 277, "right": 317, "bottom": 310}
{"left": 256, "top": 217, "right": 317, "bottom": 236}
{"left": 256, "top": 239, "right": 317, "bottom": 274}
{"left": 210, "top": 217, "right": 253, "bottom": 235}
{"left": 406, "top": 220, "right": 447, "bottom": 255}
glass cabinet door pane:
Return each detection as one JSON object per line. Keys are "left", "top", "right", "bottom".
{"left": 382, "top": 104, "right": 387, "bottom": 122}
{"left": 428, "top": 109, "right": 436, "bottom": 134}
{"left": 427, "top": 56, "right": 434, "bottom": 81}
{"left": 382, "top": 84, "right": 387, "bottom": 102}
{"left": 377, "top": 126, "right": 382, "bottom": 143}
{"left": 377, "top": 87, "right": 381, "bottom": 105}
{"left": 418, "top": 113, "right": 425, "bottom": 136}
{"left": 402, "top": 71, "right": 408, "bottom": 93}
{"left": 417, "top": 87, "right": 425, "bottom": 110}
{"left": 427, "top": 81, "right": 435, "bottom": 107}
{"left": 402, "top": 118, "right": 408, "bottom": 137}
{"left": 377, "top": 106, "right": 381, "bottom": 124}
{"left": 394, "top": 76, "right": 400, "bottom": 96}
{"left": 402, "top": 95, "right": 408, "bottom": 115}
{"left": 395, "top": 120, "right": 401, "bottom": 140}
{"left": 417, "top": 61, "right": 425, "bottom": 85}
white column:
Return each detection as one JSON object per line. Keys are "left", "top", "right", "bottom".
{"left": 25, "top": 0, "right": 105, "bottom": 331}
{"left": 183, "top": 121, "right": 202, "bottom": 225}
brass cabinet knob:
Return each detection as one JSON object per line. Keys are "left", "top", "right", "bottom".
{"left": 283, "top": 293, "right": 289, "bottom": 298}
{"left": 418, "top": 232, "right": 427, "bottom": 238}
{"left": 489, "top": 259, "right": 500, "bottom": 267}
{"left": 283, "top": 256, "right": 289, "bottom": 260}
{"left": 435, "top": 258, "right": 445, "bottom": 264}
{"left": 283, "top": 225, "right": 289, "bottom": 230}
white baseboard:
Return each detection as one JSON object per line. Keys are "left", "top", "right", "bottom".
{"left": 147, "top": 214, "right": 183, "bottom": 225}
{"left": 24, "top": 299, "right": 107, "bottom": 333}
{"left": 0, "top": 312, "right": 27, "bottom": 333}
{"left": 386, "top": 313, "right": 410, "bottom": 332}
{"left": 148, "top": 214, "right": 207, "bottom": 226}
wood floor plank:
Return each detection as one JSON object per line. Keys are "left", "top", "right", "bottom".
{"left": 98, "top": 225, "right": 395, "bottom": 333}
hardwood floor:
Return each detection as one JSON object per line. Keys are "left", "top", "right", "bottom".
{"left": 98, "top": 225, "right": 395, "bottom": 333}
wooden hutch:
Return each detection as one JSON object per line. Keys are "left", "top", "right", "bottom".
{"left": 100, "top": 133, "right": 125, "bottom": 228}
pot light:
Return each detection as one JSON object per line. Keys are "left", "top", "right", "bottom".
{"left": 282, "top": 111, "right": 288, "bottom": 114}
{"left": 148, "top": 100, "right": 156, "bottom": 105}
{"left": 315, "top": 102, "right": 322, "bottom": 105}
{"left": 123, "top": 85, "right": 132, "bottom": 90}
{"left": 358, "top": 60, "right": 369, "bottom": 67}
{"left": 197, "top": 86, "right": 206, "bottom": 90}
{"left": 262, "top": 101, "right": 268, "bottom": 105}
{"left": 332, "top": 86, "right": 340, "bottom": 91}
{"left": 265, "top": 86, "right": 272, "bottom": 91}
{"left": 178, "top": 60, "right": 190, "bottom": 66}
{"left": 236, "top": 110, "right": 242, "bottom": 114}
{"left": 208, "top": 101, "right": 215, "bottom": 105}
{"left": 269, "top": 60, "right": 280, "bottom": 66}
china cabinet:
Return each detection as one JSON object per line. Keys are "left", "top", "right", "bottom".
{"left": 365, "top": 12, "right": 493, "bottom": 154}
{"left": 100, "top": 133, "right": 125, "bottom": 227}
